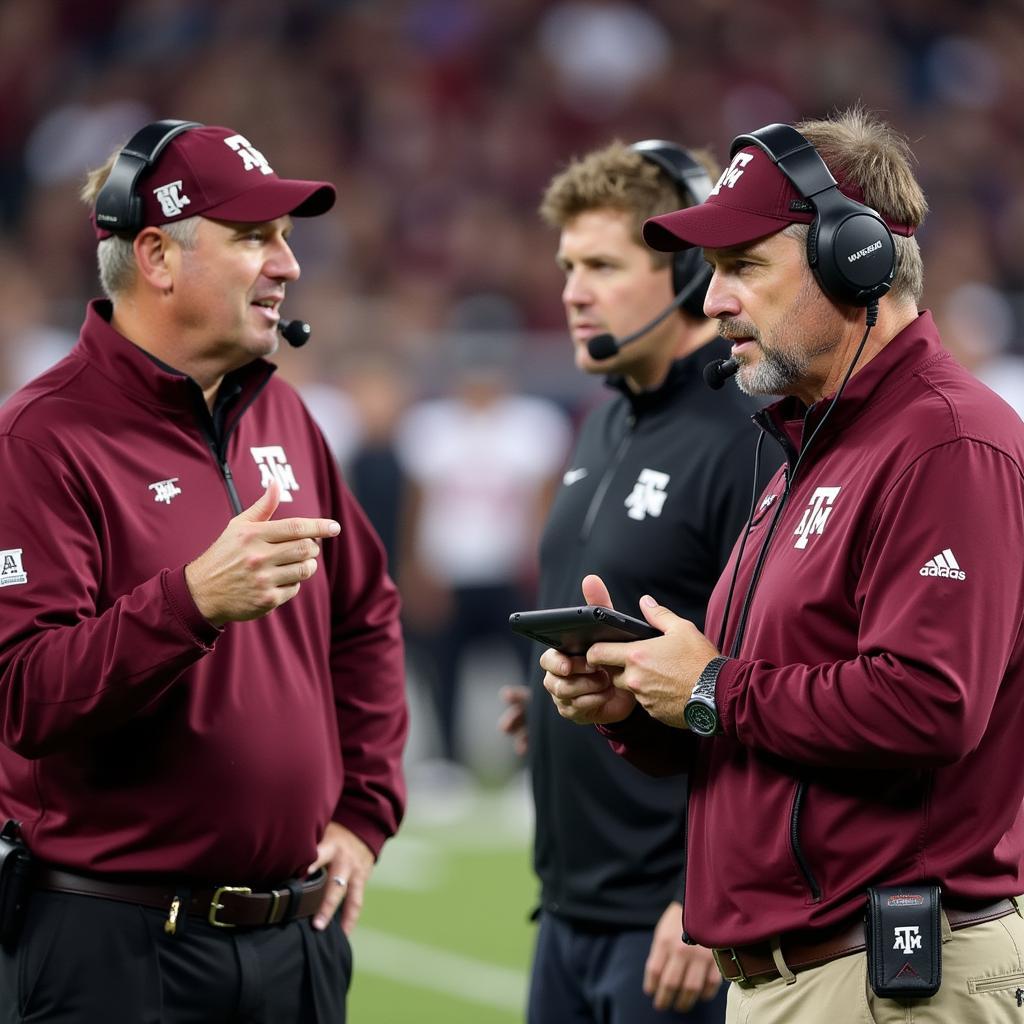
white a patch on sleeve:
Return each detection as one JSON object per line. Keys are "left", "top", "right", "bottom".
{"left": 0, "top": 548, "right": 28, "bottom": 587}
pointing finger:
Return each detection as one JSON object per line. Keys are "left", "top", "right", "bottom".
{"left": 261, "top": 517, "right": 341, "bottom": 542}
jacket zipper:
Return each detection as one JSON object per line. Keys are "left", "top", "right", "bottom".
{"left": 790, "top": 781, "right": 822, "bottom": 902}
{"left": 198, "top": 429, "right": 242, "bottom": 515}
{"left": 195, "top": 375, "right": 269, "bottom": 516}
{"left": 220, "top": 456, "right": 242, "bottom": 514}
{"left": 750, "top": 413, "right": 832, "bottom": 907}
{"left": 579, "top": 415, "right": 635, "bottom": 543}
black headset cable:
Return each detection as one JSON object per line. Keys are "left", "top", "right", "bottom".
{"left": 725, "top": 300, "right": 879, "bottom": 658}
{"left": 715, "top": 429, "right": 766, "bottom": 653}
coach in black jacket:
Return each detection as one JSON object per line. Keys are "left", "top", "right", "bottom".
{"left": 502, "top": 140, "right": 776, "bottom": 1023}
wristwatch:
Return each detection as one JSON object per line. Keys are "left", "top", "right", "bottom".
{"left": 684, "top": 656, "right": 728, "bottom": 737}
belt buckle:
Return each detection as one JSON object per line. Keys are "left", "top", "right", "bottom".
{"left": 208, "top": 885, "right": 252, "bottom": 928}
{"left": 712, "top": 947, "right": 748, "bottom": 985}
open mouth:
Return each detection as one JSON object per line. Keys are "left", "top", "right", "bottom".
{"left": 251, "top": 298, "right": 281, "bottom": 324}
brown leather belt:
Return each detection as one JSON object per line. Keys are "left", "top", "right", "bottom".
{"left": 713, "top": 899, "right": 1018, "bottom": 987}
{"left": 34, "top": 866, "right": 327, "bottom": 929}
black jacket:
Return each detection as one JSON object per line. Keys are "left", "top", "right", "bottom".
{"left": 527, "top": 337, "right": 776, "bottom": 927}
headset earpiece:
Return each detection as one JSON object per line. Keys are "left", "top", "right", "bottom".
{"left": 730, "top": 124, "right": 895, "bottom": 307}
{"left": 94, "top": 119, "right": 203, "bottom": 235}
{"left": 630, "top": 140, "right": 714, "bottom": 319}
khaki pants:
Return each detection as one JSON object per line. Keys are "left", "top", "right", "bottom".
{"left": 726, "top": 909, "right": 1024, "bottom": 1024}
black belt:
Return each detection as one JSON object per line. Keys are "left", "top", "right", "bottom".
{"left": 713, "top": 899, "right": 1019, "bottom": 986}
{"left": 34, "top": 866, "right": 327, "bottom": 929}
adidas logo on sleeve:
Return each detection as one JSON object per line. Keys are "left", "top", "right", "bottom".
{"left": 919, "top": 548, "right": 966, "bottom": 581}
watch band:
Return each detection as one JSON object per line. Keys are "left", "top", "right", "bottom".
{"left": 684, "top": 655, "right": 728, "bottom": 737}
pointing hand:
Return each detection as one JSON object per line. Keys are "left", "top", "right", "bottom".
{"left": 185, "top": 479, "right": 341, "bottom": 625}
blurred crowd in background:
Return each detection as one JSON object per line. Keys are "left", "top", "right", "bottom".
{"left": 3, "top": 0, "right": 1024, "bottom": 779}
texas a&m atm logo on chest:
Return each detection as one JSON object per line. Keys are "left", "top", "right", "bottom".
{"left": 793, "top": 486, "right": 841, "bottom": 549}
{"left": 250, "top": 446, "right": 300, "bottom": 502}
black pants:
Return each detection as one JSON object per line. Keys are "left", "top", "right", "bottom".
{"left": 528, "top": 912, "right": 728, "bottom": 1024}
{"left": 0, "top": 890, "right": 351, "bottom": 1023}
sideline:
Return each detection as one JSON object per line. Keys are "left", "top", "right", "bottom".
{"left": 353, "top": 926, "right": 528, "bottom": 1011}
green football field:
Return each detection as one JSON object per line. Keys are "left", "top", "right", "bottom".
{"left": 348, "top": 775, "right": 536, "bottom": 1022}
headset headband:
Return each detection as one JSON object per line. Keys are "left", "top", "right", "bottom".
{"left": 94, "top": 120, "right": 203, "bottom": 234}
{"left": 631, "top": 140, "right": 713, "bottom": 317}
{"left": 731, "top": 124, "right": 840, "bottom": 201}
{"left": 731, "top": 123, "right": 896, "bottom": 306}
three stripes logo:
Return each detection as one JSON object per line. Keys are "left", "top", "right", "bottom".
{"left": 919, "top": 548, "right": 966, "bottom": 581}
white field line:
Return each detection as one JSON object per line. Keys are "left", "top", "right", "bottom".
{"left": 353, "top": 927, "right": 528, "bottom": 1012}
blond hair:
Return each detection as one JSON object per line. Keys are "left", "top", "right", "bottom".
{"left": 539, "top": 140, "right": 719, "bottom": 270}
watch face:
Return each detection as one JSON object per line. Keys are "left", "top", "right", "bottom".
{"left": 685, "top": 701, "right": 718, "bottom": 736}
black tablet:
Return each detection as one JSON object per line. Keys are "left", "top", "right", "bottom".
{"left": 509, "top": 605, "right": 660, "bottom": 655}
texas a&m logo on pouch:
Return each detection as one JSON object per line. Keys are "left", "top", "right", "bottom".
{"left": 793, "top": 486, "right": 841, "bottom": 549}
{"left": 250, "top": 446, "right": 300, "bottom": 502}
{"left": 893, "top": 926, "right": 922, "bottom": 955}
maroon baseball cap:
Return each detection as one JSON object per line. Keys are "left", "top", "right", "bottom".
{"left": 92, "top": 124, "right": 335, "bottom": 239}
{"left": 643, "top": 145, "right": 914, "bottom": 252}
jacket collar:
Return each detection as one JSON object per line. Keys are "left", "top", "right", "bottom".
{"left": 74, "top": 299, "right": 275, "bottom": 414}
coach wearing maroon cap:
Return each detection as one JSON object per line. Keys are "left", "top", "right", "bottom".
{"left": 541, "top": 107, "right": 1024, "bottom": 1022}
{"left": 0, "top": 121, "right": 407, "bottom": 1022}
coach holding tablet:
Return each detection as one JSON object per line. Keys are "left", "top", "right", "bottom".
{"left": 544, "top": 109, "right": 1024, "bottom": 1023}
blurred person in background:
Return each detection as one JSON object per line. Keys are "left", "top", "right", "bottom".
{"left": 342, "top": 350, "right": 415, "bottom": 575}
{"left": 0, "top": 247, "right": 75, "bottom": 404}
{"left": 397, "top": 295, "right": 572, "bottom": 774}
{"left": 0, "top": 120, "right": 407, "bottom": 1023}
{"left": 937, "top": 280, "right": 1024, "bottom": 420}
{"left": 500, "top": 138, "right": 777, "bottom": 1024}
{"left": 546, "top": 108, "right": 1024, "bottom": 1023}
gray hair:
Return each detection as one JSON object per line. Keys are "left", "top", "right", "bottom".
{"left": 95, "top": 217, "right": 200, "bottom": 299}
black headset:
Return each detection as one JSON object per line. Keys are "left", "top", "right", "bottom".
{"left": 93, "top": 119, "right": 203, "bottom": 235}
{"left": 730, "top": 124, "right": 896, "bottom": 307}
{"left": 631, "top": 140, "right": 713, "bottom": 318}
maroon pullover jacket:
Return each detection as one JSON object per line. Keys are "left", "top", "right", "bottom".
{"left": 604, "top": 312, "right": 1024, "bottom": 947}
{"left": 0, "top": 301, "right": 407, "bottom": 882}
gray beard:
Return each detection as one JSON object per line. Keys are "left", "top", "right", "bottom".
{"left": 735, "top": 343, "right": 809, "bottom": 397}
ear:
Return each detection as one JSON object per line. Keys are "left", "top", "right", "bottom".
{"left": 133, "top": 227, "right": 177, "bottom": 292}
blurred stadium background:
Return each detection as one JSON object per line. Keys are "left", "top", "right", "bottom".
{"left": 3, "top": 1, "right": 1024, "bottom": 1020}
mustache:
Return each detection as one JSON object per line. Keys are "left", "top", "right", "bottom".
{"left": 717, "top": 319, "right": 760, "bottom": 342}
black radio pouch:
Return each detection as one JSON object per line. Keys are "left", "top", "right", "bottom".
{"left": 0, "top": 819, "right": 33, "bottom": 950}
{"left": 866, "top": 884, "right": 942, "bottom": 999}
